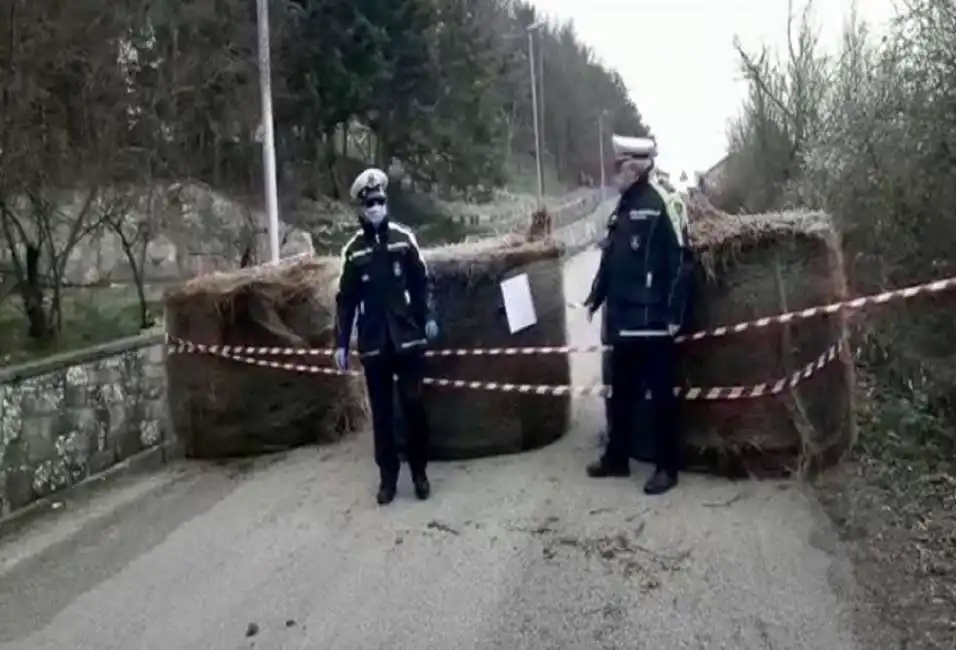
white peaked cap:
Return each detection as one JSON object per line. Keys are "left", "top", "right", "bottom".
{"left": 611, "top": 135, "right": 657, "bottom": 160}
{"left": 349, "top": 167, "right": 389, "bottom": 201}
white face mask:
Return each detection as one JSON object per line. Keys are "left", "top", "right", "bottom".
{"left": 363, "top": 203, "right": 387, "bottom": 225}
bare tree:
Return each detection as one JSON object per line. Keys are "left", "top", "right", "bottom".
{"left": 0, "top": 1, "right": 132, "bottom": 340}
{"left": 0, "top": 190, "right": 111, "bottom": 338}
{"left": 728, "top": 0, "right": 956, "bottom": 445}
{"left": 101, "top": 180, "right": 182, "bottom": 329}
{"left": 721, "top": 0, "right": 830, "bottom": 212}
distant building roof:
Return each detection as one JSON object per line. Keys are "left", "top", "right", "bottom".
{"left": 702, "top": 154, "right": 731, "bottom": 177}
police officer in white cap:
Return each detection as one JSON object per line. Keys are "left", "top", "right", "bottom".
{"left": 334, "top": 168, "right": 439, "bottom": 505}
{"left": 583, "top": 135, "right": 693, "bottom": 495}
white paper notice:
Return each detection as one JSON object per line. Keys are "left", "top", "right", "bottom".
{"left": 500, "top": 273, "right": 537, "bottom": 334}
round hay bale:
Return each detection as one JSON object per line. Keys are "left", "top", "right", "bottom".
{"left": 164, "top": 258, "right": 367, "bottom": 458}
{"left": 685, "top": 189, "right": 728, "bottom": 222}
{"left": 678, "top": 210, "right": 855, "bottom": 476}
{"left": 410, "top": 235, "right": 571, "bottom": 460}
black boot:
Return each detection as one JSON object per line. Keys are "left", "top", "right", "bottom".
{"left": 586, "top": 459, "right": 630, "bottom": 478}
{"left": 412, "top": 472, "right": 431, "bottom": 500}
{"left": 643, "top": 468, "right": 678, "bottom": 495}
{"left": 376, "top": 482, "right": 396, "bottom": 505}
{"left": 377, "top": 471, "right": 398, "bottom": 506}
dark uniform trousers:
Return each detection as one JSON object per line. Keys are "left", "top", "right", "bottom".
{"left": 362, "top": 342, "right": 429, "bottom": 480}
{"left": 604, "top": 337, "right": 681, "bottom": 474}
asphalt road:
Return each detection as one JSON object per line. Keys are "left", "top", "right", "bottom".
{"left": 0, "top": 244, "right": 881, "bottom": 650}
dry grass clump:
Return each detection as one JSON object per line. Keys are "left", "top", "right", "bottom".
{"left": 416, "top": 234, "right": 571, "bottom": 459}
{"left": 164, "top": 257, "right": 366, "bottom": 458}
{"left": 678, "top": 209, "right": 855, "bottom": 476}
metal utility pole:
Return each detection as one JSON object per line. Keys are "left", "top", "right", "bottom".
{"left": 527, "top": 21, "right": 545, "bottom": 209}
{"left": 256, "top": 0, "right": 281, "bottom": 262}
{"left": 537, "top": 41, "right": 545, "bottom": 196}
{"left": 598, "top": 111, "right": 607, "bottom": 200}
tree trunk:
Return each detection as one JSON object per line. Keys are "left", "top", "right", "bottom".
{"left": 324, "top": 128, "right": 340, "bottom": 199}
{"left": 212, "top": 130, "right": 222, "bottom": 187}
{"left": 313, "top": 133, "right": 324, "bottom": 199}
{"left": 136, "top": 234, "right": 153, "bottom": 328}
{"left": 133, "top": 271, "right": 150, "bottom": 329}
{"left": 116, "top": 228, "right": 152, "bottom": 330}
{"left": 22, "top": 244, "right": 49, "bottom": 340}
{"left": 376, "top": 136, "right": 387, "bottom": 169}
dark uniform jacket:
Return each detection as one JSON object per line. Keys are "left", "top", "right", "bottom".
{"left": 335, "top": 219, "right": 435, "bottom": 357}
{"left": 585, "top": 176, "right": 693, "bottom": 342}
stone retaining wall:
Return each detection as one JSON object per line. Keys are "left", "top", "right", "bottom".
{"left": 553, "top": 194, "right": 616, "bottom": 253}
{"left": 0, "top": 333, "right": 170, "bottom": 517}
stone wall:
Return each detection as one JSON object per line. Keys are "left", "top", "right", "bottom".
{"left": 449, "top": 188, "right": 599, "bottom": 228}
{"left": 0, "top": 334, "right": 170, "bottom": 517}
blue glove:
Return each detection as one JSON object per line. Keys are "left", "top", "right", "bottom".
{"left": 333, "top": 347, "right": 349, "bottom": 371}
{"left": 424, "top": 319, "right": 439, "bottom": 340}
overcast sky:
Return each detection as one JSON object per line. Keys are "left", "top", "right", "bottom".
{"left": 531, "top": 0, "right": 898, "bottom": 177}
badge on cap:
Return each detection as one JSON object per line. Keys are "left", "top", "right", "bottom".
{"left": 393, "top": 261, "right": 402, "bottom": 277}
{"left": 630, "top": 235, "right": 641, "bottom": 250}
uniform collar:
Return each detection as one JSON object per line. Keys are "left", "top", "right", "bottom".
{"left": 361, "top": 218, "right": 389, "bottom": 241}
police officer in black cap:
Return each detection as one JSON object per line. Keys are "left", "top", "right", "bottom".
{"left": 334, "top": 168, "right": 439, "bottom": 505}
{"left": 583, "top": 136, "right": 693, "bottom": 495}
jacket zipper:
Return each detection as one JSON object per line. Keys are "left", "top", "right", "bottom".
{"left": 643, "top": 216, "right": 658, "bottom": 327}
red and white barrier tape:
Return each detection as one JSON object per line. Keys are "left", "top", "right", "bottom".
{"left": 675, "top": 342, "right": 840, "bottom": 400}
{"left": 163, "top": 335, "right": 607, "bottom": 358}
{"left": 171, "top": 340, "right": 359, "bottom": 377}
{"left": 569, "top": 276, "right": 956, "bottom": 343}
{"left": 166, "top": 340, "right": 841, "bottom": 401}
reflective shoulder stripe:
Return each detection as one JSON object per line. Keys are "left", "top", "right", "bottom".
{"left": 337, "top": 232, "right": 363, "bottom": 288}
{"left": 667, "top": 195, "right": 687, "bottom": 247}
{"left": 649, "top": 182, "right": 686, "bottom": 248}
{"left": 339, "top": 231, "right": 361, "bottom": 264}
{"left": 388, "top": 221, "right": 419, "bottom": 249}
{"left": 388, "top": 221, "right": 427, "bottom": 269}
